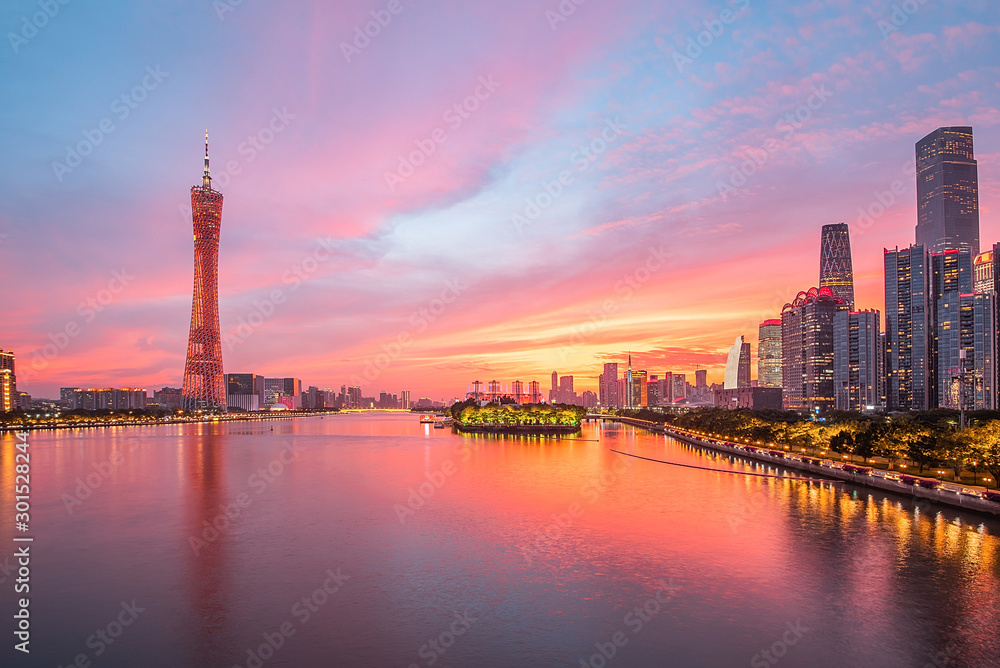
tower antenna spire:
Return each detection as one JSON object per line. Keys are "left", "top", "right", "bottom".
{"left": 203, "top": 129, "right": 212, "bottom": 188}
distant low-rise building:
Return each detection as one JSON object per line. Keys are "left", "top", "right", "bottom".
{"left": 714, "top": 387, "right": 783, "bottom": 411}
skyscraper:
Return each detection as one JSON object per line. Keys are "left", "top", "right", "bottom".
{"left": 781, "top": 287, "right": 848, "bottom": 412}
{"left": 182, "top": 132, "right": 226, "bottom": 410}
{"left": 757, "top": 320, "right": 783, "bottom": 388}
{"left": 974, "top": 249, "right": 995, "bottom": 294}
{"left": 931, "top": 248, "right": 974, "bottom": 410}
{"left": 820, "top": 223, "right": 855, "bottom": 309}
{"left": 833, "top": 309, "right": 882, "bottom": 411}
{"left": 625, "top": 355, "right": 634, "bottom": 409}
{"left": 695, "top": 369, "right": 708, "bottom": 391}
{"left": 602, "top": 362, "right": 620, "bottom": 408}
{"left": 724, "top": 336, "right": 750, "bottom": 389}
{"left": 884, "top": 245, "right": 932, "bottom": 411}
{"left": 915, "top": 127, "right": 980, "bottom": 256}
{"left": 0, "top": 349, "right": 16, "bottom": 412}
{"left": 936, "top": 292, "right": 994, "bottom": 410}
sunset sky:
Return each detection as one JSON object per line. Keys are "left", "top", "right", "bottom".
{"left": 2, "top": 0, "right": 999, "bottom": 399}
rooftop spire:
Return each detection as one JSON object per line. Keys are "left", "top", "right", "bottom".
{"left": 202, "top": 129, "right": 212, "bottom": 188}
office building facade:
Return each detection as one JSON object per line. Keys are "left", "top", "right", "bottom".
{"left": 915, "top": 126, "right": 980, "bottom": 256}
{"left": 820, "top": 223, "right": 856, "bottom": 309}
{"left": 833, "top": 309, "right": 882, "bottom": 411}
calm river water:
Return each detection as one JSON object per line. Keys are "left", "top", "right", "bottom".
{"left": 1, "top": 412, "right": 998, "bottom": 667}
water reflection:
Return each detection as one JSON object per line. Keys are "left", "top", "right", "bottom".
{"left": 183, "top": 430, "right": 231, "bottom": 666}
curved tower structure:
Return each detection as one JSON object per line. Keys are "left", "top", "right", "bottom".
{"left": 819, "top": 223, "right": 855, "bottom": 310}
{"left": 182, "top": 131, "right": 225, "bottom": 411}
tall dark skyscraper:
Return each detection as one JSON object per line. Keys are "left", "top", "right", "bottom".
{"left": 182, "top": 132, "right": 226, "bottom": 410}
{"left": 819, "top": 223, "right": 855, "bottom": 310}
{"left": 915, "top": 126, "right": 980, "bottom": 256}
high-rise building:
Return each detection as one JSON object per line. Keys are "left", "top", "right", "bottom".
{"left": 647, "top": 375, "right": 660, "bottom": 405}
{"left": 757, "top": 320, "right": 783, "bottom": 388}
{"left": 400, "top": 390, "right": 411, "bottom": 409}
{"left": 695, "top": 369, "right": 708, "bottom": 390}
{"left": 528, "top": 381, "right": 542, "bottom": 404}
{"left": 226, "top": 373, "right": 262, "bottom": 412}
{"left": 885, "top": 245, "right": 932, "bottom": 411}
{"left": 915, "top": 127, "right": 980, "bottom": 256}
{"left": 833, "top": 310, "right": 882, "bottom": 411}
{"left": 182, "top": 132, "right": 226, "bottom": 410}
{"left": 936, "top": 292, "right": 994, "bottom": 410}
{"left": 602, "top": 363, "right": 620, "bottom": 408}
{"left": 70, "top": 388, "right": 147, "bottom": 410}
{"left": 724, "top": 336, "right": 750, "bottom": 389}
{"left": 820, "top": 223, "right": 856, "bottom": 309}
{"left": 60, "top": 387, "right": 78, "bottom": 406}
{"left": 671, "top": 374, "right": 686, "bottom": 401}
{"left": 974, "top": 249, "right": 995, "bottom": 294}
{"left": 549, "top": 371, "right": 558, "bottom": 402}
{"left": 632, "top": 370, "right": 648, "bottom": 407}
{"left": 781, "top": 287, "right": 848, "bottom": 412}
{"left": 624, "top": 355, "right": 635, "bottom": 409}
{"left": 931, "top": 248, "right": 974, "bottom": 410}
{"left": 0, "top": 349, "right": 16, "bottom": 412}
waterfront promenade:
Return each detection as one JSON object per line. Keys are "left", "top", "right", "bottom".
{"left": 586, "top": 414, "right": 1000, "bottom": 517}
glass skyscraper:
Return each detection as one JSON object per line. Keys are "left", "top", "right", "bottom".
{"left": 915, "top": 126, "right": 980, "bottom": 256}
{"left": 757, "top": 320, "right": 783, "bottom": 388}
{"left": 820, "top": 223, "right": 855, "bottom": 310}
{"left": 884, "top": 245, "right": 932, "bottom": 411}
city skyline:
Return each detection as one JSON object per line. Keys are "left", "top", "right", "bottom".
{"left": 2, "top": 2, "right": 999, "bottom": 399}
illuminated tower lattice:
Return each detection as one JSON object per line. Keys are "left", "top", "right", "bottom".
{"left": 819, "top": 222, "right": 855, "bottom": 311}
{"left": 182, "top": 131, "right": 225, "bottom": 411}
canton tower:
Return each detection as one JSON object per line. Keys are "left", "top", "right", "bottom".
{"left": 181, "top": 131, "right": 226, "bottom": 410}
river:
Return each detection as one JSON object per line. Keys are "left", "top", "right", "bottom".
{"left": 1, "top": 412, "right": 998, "bottom": 667}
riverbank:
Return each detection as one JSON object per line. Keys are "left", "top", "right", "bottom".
{"left": 587, "top": 415, "right": 1000, "bottom": 517}
{"left": 0, "top": 410, "right": 334, "bottom": 433}
{"left": 454, "top": 424, "right": 580, "bottom": 435}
